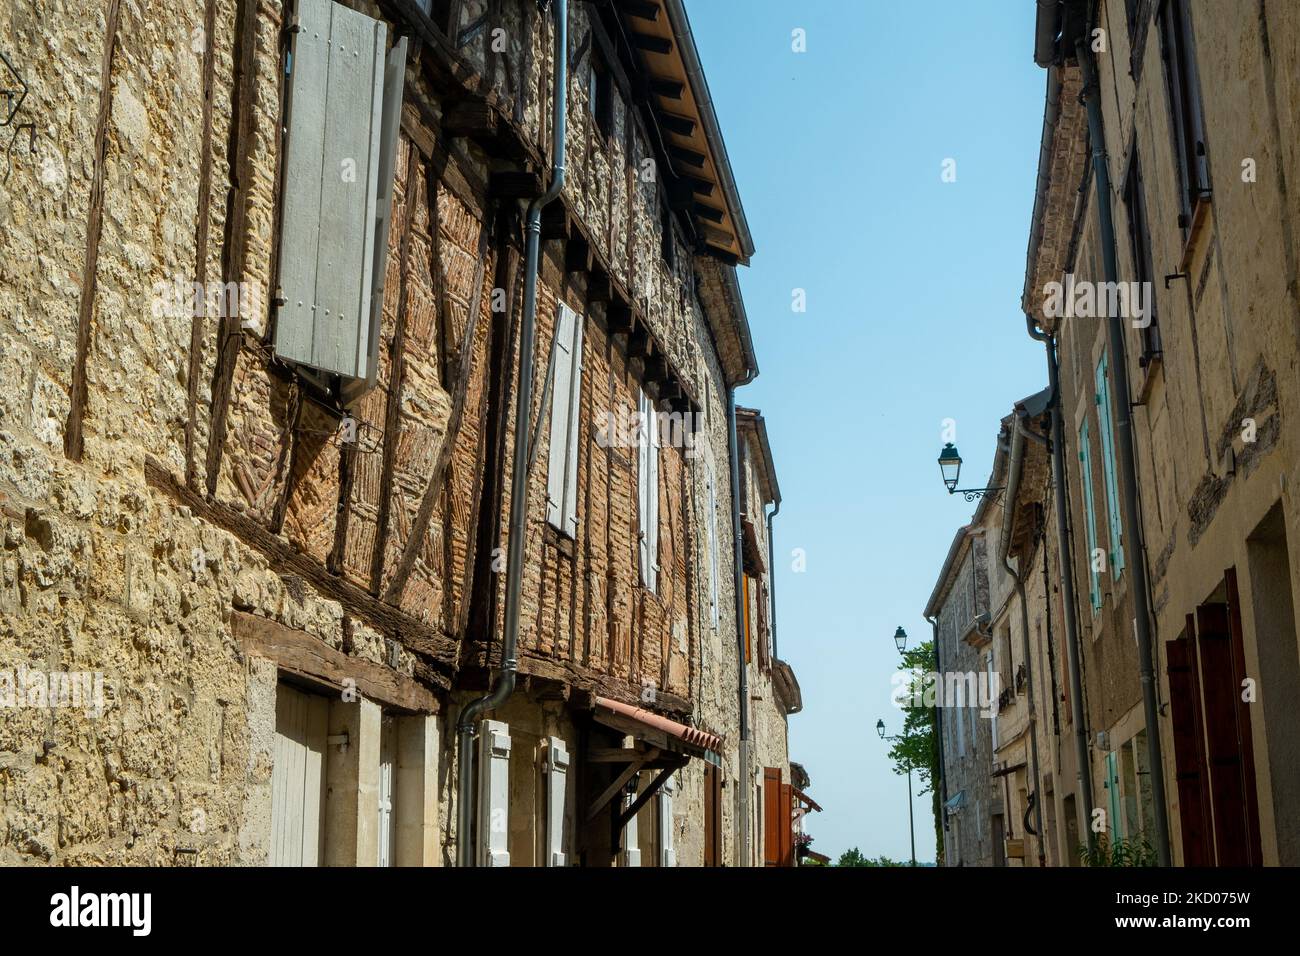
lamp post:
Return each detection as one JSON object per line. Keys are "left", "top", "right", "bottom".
{"left": 937, "top": 443, "right": 1004, "bottom": 502}
{"left": 878, "top": 713, "right": 917, "bottom": 867}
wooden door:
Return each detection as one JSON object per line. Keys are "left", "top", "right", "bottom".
{"left": 1166, "top": 625, "right": 1213, "bottom": 866}
{"left": 271, "top": 684, "right": 328, "bottom": 867}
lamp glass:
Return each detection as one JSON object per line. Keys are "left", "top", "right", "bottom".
{"left": 876, "top": 719, "right": 885, "bottom": 739}
{"left": 894, "top": 626, "right": 908, "bottom": 653}
{"left": 938, "top": 443, "right": 962, "bottom": 493}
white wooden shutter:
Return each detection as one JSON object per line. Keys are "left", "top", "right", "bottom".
{"left": 657, "top": 774, "right": 676, "bottom": 867}
{"left": 477, "top": 719, "right": 511, "bottom": 867}
{"left": 271, "top": 684, "right": 327, "bottom": 867}
{"left": 705, "top": 455, "right": 719, "bottom": 628}
{"left": 544, "top": 737, "right": 570, "bottom": 867}
{"left": 275, "top": 0, "right": 404, "bottom": 382}
{"left": 638, "top": 389, "right": 660, "bottom": 591}
{"left": 622, "top": 782, "right": 642, "bottom": 867}
{"left": 377, "top": 716, "right": 395, "bottom": 867}
{"left": 545, "top": 304, "right": 583, "bottom": 535}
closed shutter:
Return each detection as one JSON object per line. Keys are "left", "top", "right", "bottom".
{"left": 477, "top": 720, "right": 511, "bottom": 867}
{"left": 622, "top": 781, "right": 642, "bottom": 866}
{"left": 779, "top": 783, "right": 794, "bottom": 866}
{"left": 705, "top": 456, "right": 719, "bottom": 628}
{"left": 1078, "top": 419, "right": 1103, "bottom": 610}
{"left": 1095, "top": 356, "right": 1125, "bottom": 577}
{"left": 377, "top": 716, "right": 395, "bottom": 867}
{"left": 1106, "top": 750, "right": 1123, "bottom": 840}
{"left": 657, "top": 774, "right": 676, "bottom": 867}
{"left": 637, "top": 388, "right": 659, "bottom": 591}
{"left": 271, "top": 684, "right": 328, "bottom": 867}
{"left": 762, "top": 767, "right": 781, "bottom": 866}
{"left": 275, "top": 0, "right": 406, "bottom": 382}
{"left": 543, "top": 737, "right": 570, "bottom": 867}
{"left": 545, "top": 303, "right": 584, "bottom": 536}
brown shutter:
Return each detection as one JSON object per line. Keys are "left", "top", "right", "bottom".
{"left": 703, "top": 764, "right": 721, "bottom": 866}
{"left": 1224, "top": 568, "right": 1264, "bottom": 865}
{"left": 763, "top": 767, "right": 781, "bottom": 866}
{"left": 779, "top": 782, "right": 794, "bottom": 866}
{"left": 1166, "top": 621, "right": 1213, "bottom": 865}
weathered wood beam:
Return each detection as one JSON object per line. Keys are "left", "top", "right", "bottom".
{"left": 565, "top": 236, "right": 591, "bottom": 274}
{"left": 615, "top": 759, "right": 687, "bottom": 830}
{"left": 657, "top": 111, "right": 696, "bottom": 138}
{"left": 649, "top": 77, "right": 684, "bottom": 99}
{"left": 606, "top": 303, "right": 634, "bottom": 334}
{"left": 142, "top": 458, "right": 458, "bottom": 675}
{"left": 587, "top": 271, "right": 613, "bottom": 304}
{"left": 616, "top": 0, "right": 660, "bottom": 21}
{"left": 442, "top": 99, "right": 498, "bottom": 138}
{"left": 234, "top": 611, "right": 440, "bottom": 713}
{"left": 628, "top": 326, "right": 653, "bottom": 359}
{"left": 669, "top": 144, "right": 707, "bottom": 169}
{"left": 631, "top": 33, "right": 672, "bottom": 55}
{"left": 587, "top": 750, "right": 656, "bottom": 822}
{"left": 694, "top": 203, "right": 725, "bottom": 224}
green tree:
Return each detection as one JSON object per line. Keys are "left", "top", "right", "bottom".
{"left": 886, "top": 640, "right": 942, "bottom": 861}
{"left": 835, "top": 847, "right": 903, "bottom": 867}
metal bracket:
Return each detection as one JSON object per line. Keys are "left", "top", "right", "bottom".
{"left": 1164, "top": 271, "right": 1188, "bottom": 289}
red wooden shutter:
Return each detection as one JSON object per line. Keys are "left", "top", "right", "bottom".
{"left": 1224, "top": 568, "right": 1264, "bottom": 865}
{"left": 1165, "top": 624, "right": 1213, "bottom": 866}
{"left": 779, "top": 782, "right": 794, "bottom": 866}
{"left": 763, "top": 767, "right": 781, "bottom": 866}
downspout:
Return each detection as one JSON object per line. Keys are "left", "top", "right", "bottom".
{"left": 1025, "top": 314, "right": 1096, "bottom": 851}
{"left": 728, "top": 371, "right": 755, "bottom": 865}
{"left": 1076, "top": 36, "right": 1172, "bottom": 866}
{"left": 765, "top": 501, "right": 780, "bottom": 660}
{"left": 925, "top": 613, "right": 947, "bottom": 863}
{"left": 455, "top": 0, "right": 566, "bottom": 867}
{"left": 1000, "top": 418, "right": 1047, "bottom": 866}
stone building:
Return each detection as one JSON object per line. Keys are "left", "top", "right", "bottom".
{"left": 923, "top": 444, "right": 1003, "bottom": 867}
{"left": 0, "top": 0, "right": 799, "bottom": 867}
{"left": 1010, "top": 0, "right": 1300, "bottom": 866}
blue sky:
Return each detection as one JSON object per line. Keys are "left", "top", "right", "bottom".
{"left": 688, "top": 0, "right": 1047, "bottom": 862}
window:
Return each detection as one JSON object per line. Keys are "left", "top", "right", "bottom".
{"left": 1157, "top": 0, "right": 1210, "bottom": 234}
{"left": 273, "top": 0, "right": 407, "bottom": 385}
{"left": 588, "top": 51, "right": 614, "bottom": 140}
{"left": 1123, "top": 149, "right": 1162, "bottom": 363}
{"left": 1095, "top": 356, "right": 1126, "bottom": 579}
{"left": 637, "top": 388, "right": 660, "bottom": 590}
{"left": 545, "top": 303, "right": 585, "bottom": 537}
{"left": 1079, "top": 418, "right": 1104, "bottom": 612}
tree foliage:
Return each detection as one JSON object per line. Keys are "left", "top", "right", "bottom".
{"left": 835, "top": 847, "right": 904, "bottom": 867}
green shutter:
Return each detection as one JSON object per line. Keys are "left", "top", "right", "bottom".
{"left": 1106, "top": 751, "right": 1124, "bottom": 841}
{"left": 1079, "top": 419, "right": 1103, "bottom": 612}
{"left": 1095, "top": 356, "right": 1126, "bottom": 578}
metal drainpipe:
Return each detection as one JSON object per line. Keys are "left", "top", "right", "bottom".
{"left": 727, "top": 376, "right": 755, "bottom": 865}
{"left": 765, "top": 501, "right": 780, "bottom": 660}
{"left": 1025, "top": 314, "right": 1096, "bottom": 851}
{"left": 1076, "top": 36, "right": 1172, "bottom": 866}
{"left": 455, "top": 0, "right": 567, "bottom": 868}
{"left": 1000, "top": 420, "right": 1047, "bottom": 866}
{"left": 925, "top": 614, "right": 947, "bottom": 861}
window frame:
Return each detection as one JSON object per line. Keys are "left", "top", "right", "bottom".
{"left": 1157, "top": 0, "right": 1211, "bottom": 236}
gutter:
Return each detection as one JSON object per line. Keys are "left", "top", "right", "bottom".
{"left": 766, "top": 500, "right": 780, "bottom": 659}
{"left": 998, "top": 410, "right": 1048, "bottom": 867}
{"left": 727, "top": 369, "right": 756, "bottom": 865}
{"left": 455, "top": 0, "right": 567, "bottom": 867}
{"left": 1025, "top": 314, "right": 1096, "bottom": 850}
{"left": 1076, "top": 35, "right": 1172, "bottom": 866}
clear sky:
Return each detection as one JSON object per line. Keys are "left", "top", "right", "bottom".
{"left": 688, "top": 0, "right": 1048, "bottom": 863}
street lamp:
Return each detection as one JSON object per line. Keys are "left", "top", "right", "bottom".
{"left": 893, "top": 626, "right": 908, "bottom": 653}
{"left": 877, "top": 717, "right": 917, "bottom": 867}
{"left": 937, "top": 442, "right": 1004, "bottom": 502}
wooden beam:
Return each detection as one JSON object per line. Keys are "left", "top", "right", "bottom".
{"left": 628, "top": 326, "right": 653, "bottom": 359}
{"left": 540, "top": 202, "right": 569, "bottom": 240}
{"left": 587, "top": 750, "right": 657, "bottom": 822}
{"left": 616, "top": 759, "right": 687, "bottom": 830}
{"left": 696, "top": 222, "right": 735, "bottom": 247}
{"left": 142, "top": 458, "right": 458, "bottom": 677}
{"left": 644, "top": 354, "right": 668, "bottom": 384}
{"left": 656, "top": 111, "right": 696, "bottom": 137}
{"left": 617, "top": 0, "right": 660, "bottom": 21}
{"left": 233, "top": 611, "right": 440, "bottom": 713}
{"left": 694, "top": 203, "right": 725, "bottom": 224}
{"left": 649, "top": 77, "right": 685, "bottom": 99}
{"left": 631, "top": 33, "right": 672, "bottom": 55}
{"left": 442, "top": 99, "right": 498, "bottom": 138}
{"left": 669, "top": 144, "right": 707, "bottom": 169}
{"left": 587, "top": 271, "right": 613, "bottom": 303}
{"left": 65, "top": 0, "right": 122, "bottom": 463}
